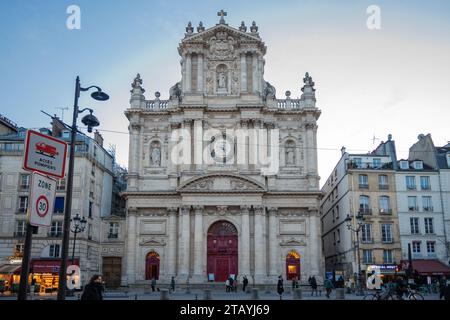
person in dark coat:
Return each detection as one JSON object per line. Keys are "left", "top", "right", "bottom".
{"left": 277, "top": 275, "right": 284, "bottom": 299}
{"left": 170, "top": 276, "right": 175, "bottom": 293}
{"left": 151, "top": 277, "right": 156, "bottom": 292}
{"left": 242, "top": 275, "right": 249, "bottom": 292}
{"left": 444, "top": 279, "right": 450, "bottom": 301}
{"left": 310, "top": 276, "right": 318, "bottom": 296}
{"left": 439, "top": 276, "right": 446, "bottom": 299}
{"left": 81, "top": 275, "right": 104, "bottom": 300}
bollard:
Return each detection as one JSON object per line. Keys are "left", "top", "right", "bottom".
{"left": 251, "top": 288, "right": 260, "bottom": 300}
{"left": 160, "top": 289, "right": 170, "bottom": 300}
{"left": 134, "top": 294, "right": 138, "bottom": 300}
{"left": 335, "top": 288, "right": 345, "bottom": 300}
{"left": 203, "top": 289, "right": 212, "bottom": 300}
{"left": 293, "top": 289, "right": 302, "bottom": 300}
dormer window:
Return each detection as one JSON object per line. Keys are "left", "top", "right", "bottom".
{"left": 62, "top": 130, "right": 70, "bottom": 139}
{"left": 400, "top": 161, "right": 409, "bottom": 170}
{"left": 413, "top": 161, "right": 423, "bottom": 170}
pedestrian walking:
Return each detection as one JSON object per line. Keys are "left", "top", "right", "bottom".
{"left": 151, "top": 277, "right": 156, "bottom": 292}
{"left": 439, "top": 276, "right": 446, "bottom": 299}
{"left": 324, "top": 277, "right": 334, "bottom": 298}
{"left": 277, "top": 275, "right": 284, "bottom": 300}
{"left": 81, "top": 275, "right": 104, "bottom": 300}
{"left": 310, "top": 275, "right": 318, "bottom": 296}
{"left": 225, "top": 278, "right": 230, "bottom": 292}
{"left": 233, "top": 276, "right": 238, "bottom": 292}
{"left": 444, "top": 279, "right": 450, "bottom": 301}
{"left": 170, "top": 276, "right": 175, "bottom": 293}
{"left": 242, "top": 275, "right": 249, "bottom": 292}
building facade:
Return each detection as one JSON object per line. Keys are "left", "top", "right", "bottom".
{"left": 321, "top": 138, "right": 402, "bottom": 282}
{"left": 0, "top": 116, "right": 114, "bottom": 290}
{"left": 123, "top": 13, "right": 323, "bottom": 286}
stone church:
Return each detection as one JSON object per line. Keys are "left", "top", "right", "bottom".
{"left": 123, "top": 11, "right": 323, "bottom": 286}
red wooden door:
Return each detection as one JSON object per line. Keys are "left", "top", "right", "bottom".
{"left": 207, "top": 221, "right": 238, "bottom": 282}
{"left": 286, "top": 251, "right": 301, "bottom": 280}
{"left": 145, "top": 251, "right": 160, "bottom": 280}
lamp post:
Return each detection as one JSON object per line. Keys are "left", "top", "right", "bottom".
{"left": 70, "top": 214, "right": 87, "bottom": 265}
{"left": 57, "top": 76, "right": 109, "bottom": 300}
{"left": 345, "top": 212, "right": 365, "bottom": 295}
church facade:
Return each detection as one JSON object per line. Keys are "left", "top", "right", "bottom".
{"left": 123, "top": 12, "right": 323, "bottom": 286}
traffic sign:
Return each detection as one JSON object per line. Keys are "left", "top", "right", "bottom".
{"left": 23, "top": 130, "right": 68, "bottom": 179}
{"left": 29, "top": 172, "right": 57, "bottom": 227}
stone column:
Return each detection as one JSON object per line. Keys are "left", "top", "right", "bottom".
{"left": 305, "top": 123, "right": 316, "bottom": 174}
{"left": 254, "top": 206, "right": 266, "bottom": 281}
{"left": 309, "top": 210, "right": 320, "bottom": 276}
{"left": 240, "top": 53, "right": 247, "bottom": 92}
{"left": 197, "top": 54, "right": 204, "bottom": 92}
{"left": 178, "top": 206, "right": 191, "bottom": 279}
{"left": 167, "top": 207, "right": 178, "bottom": 277}
{"left": 193, "top": 206, "right": 204, "bottom": 281}
{"left": 193, "top": 119, "right": 203, "bottom": 167}
{"left": 125, "top": 208, "right": 137, "bottom": 285}
{"left": 186, "top": 54, "right": 192, "bottom": 92}
{"left": 127, "top": 124, "right": 140, "bottom": 191}
{"left": 240, "top": 205, "right": 251, "bottom": 276}
{"left": 252, "top": 54, "right": 258, "bottom": 93}
{"left": 267, "top": 207, "right": 278, "bottom": 277}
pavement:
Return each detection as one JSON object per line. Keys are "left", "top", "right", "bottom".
{"left": 0, "top": 289, "right": 442, "bottom": 300}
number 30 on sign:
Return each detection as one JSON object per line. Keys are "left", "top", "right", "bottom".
{"left": 29, "top": 172, "right": 57, "bottom": 227}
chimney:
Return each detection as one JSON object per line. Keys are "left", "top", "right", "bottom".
{"left": 94, "top": 130, "right": 103, "bottom": 147}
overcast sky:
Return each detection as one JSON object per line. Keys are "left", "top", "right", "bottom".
{"left": 1, "top": 0, "right": 449, "bottom": 186}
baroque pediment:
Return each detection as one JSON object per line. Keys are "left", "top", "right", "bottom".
{"left": 280, "top": 238, "right": 307, "bottom": 247}
{"left": 177, "top": 174, "right": 266, "bottom": 193}
{"left": 139, "top": 237, "right": 166, "bottom": 247}
{"left": 182, "top": 24, "right": 262, "bottom": 44}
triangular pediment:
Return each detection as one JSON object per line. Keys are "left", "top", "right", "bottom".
{"left": 177, "top": 173, "right": 266, "bottom": 193}
{"left": 182, "top": 23, "right": 262, "bottom": 43}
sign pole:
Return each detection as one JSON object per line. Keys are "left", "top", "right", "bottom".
{"left": 17, "top": 222, "right": 34, "bottom": 300}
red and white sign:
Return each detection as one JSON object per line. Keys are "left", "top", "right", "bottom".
{"left": 29, "top": 172, "right": 57, "bottom": 227}
{"left": 23, "top": 130, "right": 68, "bottom": 179}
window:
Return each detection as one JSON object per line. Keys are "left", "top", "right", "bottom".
{"left": 94, "top": 145, "right": 98, "bottom": 157}
{"left": 20, "top": 174, "right": 30, "bottom": 190}
{"left": 333, "top": 231, "right": 336, "bottom": 245}
{"left": 426, "top": 242, "right": 435, "bottom": 254}
{"left": 337, "top": 229, "right": 341, "bottom": 243}
{"left": 410, "top": 218, "right": 420, "bottom": 234}
{"left": 108, "top": 222, "right": 119, "bottom": 238}
{"left": 378, "top": 175, "right": 388, "bottom": 189}
{"left": 54, "top": 197, "right": 65, "bottom": 213}
{"left": 363, "top": 250, "right": 373, "bottom": 264}
{"left": 420, "top": 176, "right": 430, "bottom": 190}
{"left": 359, "top": 196, "right": 371, "bottom": 214}
{"left": 89, "top": 180, "right": 94, "bottom": 198}
{"left": 412, "top": 241, "right": 421, "bottom": 253}
{"left": 424, "top": 218, "right": 434, "bottom": 234}
{"left": 62, "top": 130, "right": 70, "bottom": 139}
{"left": 15, "top": 221, "right": 26, "bottom": 236}
{"left": 15, "top": 244, "right": 24, "bottom": 254}
{"left": 408, "top": 196, "right": 418, "bottom": 211}
{"left": 354, "top": 158, "right": 362, "bottom": 168}
{"left": 49, "top": 244, "right": 60, "bottom": 258}
{"left": 373, "top": 158, "right": 381, "bottom": 168}
{"left": 422, "top": 196, "right": 433, "bottom": 211}
{"left": 336, "top": 205, "right": 339, "bottom": 220}
{"left": 381, "top": 224, "right": 393, "bottom": 243}
{"left": 89, "top": 201, "right": 93, "bottom": 218}
{"left": 406, "top": 176, "right": 416, "bottom": 190}
{"left": 379, "top": 196, "right": 391, "bottom": 214}
{"left": 19, "top": 196, "right": 28, "bottom": 213}
{"left": 91, "top": 163, "right": 95, "bottom": 176}
{"left": 359, "top": 174, "right": 369, "bottom": 188}
{"left": 57, "top": 178, "right": 66, "bottom": 191}
{"left": 335, "top": 186, "right": 338, "bottom": 199}
{"left": 413, "top": 161, "right": 423, "bottom": 170}
{"left": 361, "top": 224, "right": 372, "bottom": 243}
{"left": 88, "top": 224, "right": 92, "bottom": 240}
{"left": 50, "top": 221, "right": 63, "bottom": 237}
{"left": 400, "top": 161, "right": 409, "bottom": 170}
{"left": 383, "top": 250, "right": 393, "bottom": 263}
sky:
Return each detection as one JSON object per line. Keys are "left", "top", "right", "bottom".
{"left": 0, "top": 0, "right": 449, "bottom": 187}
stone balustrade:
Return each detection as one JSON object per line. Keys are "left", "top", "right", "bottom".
{"left": 276, "top": 99, "right": 301, "bottom": 109}
{"left": 145, "top": 99, "right": 169, "bottom": 110}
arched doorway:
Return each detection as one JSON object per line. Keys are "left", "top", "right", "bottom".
{"left": 207, "top": 220, "right": 238, "bottom": 282}
{"left": 286, "top": 250, "right": 301, "bottom": 280}
{"left": 145, "top": 251, "right": 160, "bottom": 280}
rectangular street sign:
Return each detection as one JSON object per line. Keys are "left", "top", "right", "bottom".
{"left": 23, "top": 130, "right": 68, "bottom": 179}
{"left": 29, "top": 172, "right": 57, "bottom": 227}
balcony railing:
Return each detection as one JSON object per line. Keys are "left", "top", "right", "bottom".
{"left": 48, "top": 232, "right": 62, "bottom": 238}
{"left": 382, "top": 238, "right": 394, "bottom": 244}
{"left": 359, "top": 183, "right": 369, "bottom": 189}
{"left": 421, "top": 185, "right": 431, "bottom": 190}
{"left": 408, "top": 206, "right": 419, "bottom": 211}
{"left": 406, "top": 185, "right": 417, "bottom": 190}
{"left": 347, "top": 161, "right": 393, "bottom": 170}
{"left": 19, "top": 185, "right": 30, "bottom": 191}
{"left": 361, "top": 238, "right": 374, "bottom": 244}
{"left": 378, "top": 184, "right": 389, "bottom": 190}
{"left": 18, "top": 208, "right": 27, "bottom": 213}
{"left": 379, "top": 208, "right": 392, "bottom": 214}
{"left": 145, "top": 99, "right": 169, "bottom": 110}
{"left": 14, "top": 232, "right": 26, "bottom": 238}
{"left": 359, "top": 208, "right": 372, "bottom": 215}
{"left": 107, "top": 233, "right": 119, "bottom": 239}
{"left": 423, "top": 206, "right": 434, "bottom": 212}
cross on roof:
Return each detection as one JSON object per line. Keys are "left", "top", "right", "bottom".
{"left": 217, "top": 9, "right": 227, "bottom": 24}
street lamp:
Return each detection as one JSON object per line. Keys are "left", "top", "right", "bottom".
{"left": 57, "top": 76, "right": 109, "bottom": 300}
{"left": 345, "top": 212, "right": 365, "bottom": 295}
{"left": 70, "top": 214, "right": 87, "bottom": 264}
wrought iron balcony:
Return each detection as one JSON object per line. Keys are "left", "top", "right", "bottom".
{"left": 378, "top": 184, "right": 389, "bottom": 190}
{"left": 14, "top": 232, "right": 26, "bottom": 238}
{"left": 48, "top": 232, "right": 63, "bottom": 238}
{"left": 379, "top": 208, "right": 392, "bottom": 214}
{"left": 423, "top": 206, "right": 434, "bottom": 212}
{"left": 408, "top": 206, "right": 419, "bottom": 212}
{"left": 359, "top": 183, "right": 369, "bottom": 189}
{"left": 361, "top": 237, "right": 374, "bottom": 244}
{"left": 358, "top": 208, "right": 372, "bottom": 215}
{"left": 107, "top": 233, "right": 119, "bottom": 239}
{"left": 347, "top": 161, "right": 393, "bottom": 170}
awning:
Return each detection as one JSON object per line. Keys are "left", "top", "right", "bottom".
{"left": 0, "top": 264, "right": 21, "bottom": 274}
{"left": 411, "top": 259, "right": 450, "bottom": 276}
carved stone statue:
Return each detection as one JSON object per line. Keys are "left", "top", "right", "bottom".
{"left": 218, "top": 72, "right": 227, "bottom": 88}
{"left": 263, "top": 81, "right": 276, "bottom": 101}
{"left": 150, "top": 143, "right": 161, "bottom": 166}
{"left": 131, "top": 73, "right": 145, "bottom": 92}
{"left": 286, "top": 142, "right": 295, "bottom": 165}
{"left": 169, "top": 81, "right": 182, "bottom": 101}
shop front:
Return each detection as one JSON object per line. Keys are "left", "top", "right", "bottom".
{"left": 30, "top": 259, "right": 79, "bottom": 294}
{"left": 366, "top": 264, "right": 405, "bottom": 284}
{"left": 0, "top": 262, "right": 22, "bottom": 293}
{"left": 402, "top": 259, "right": 450, "bottom": 286}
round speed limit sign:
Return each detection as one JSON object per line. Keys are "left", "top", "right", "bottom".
{"left": 36, "top": 195, "right": 49, "bottom": 217}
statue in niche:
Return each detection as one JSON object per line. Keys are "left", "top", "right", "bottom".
{"left": 218, "top": 71, "right": 227, "bottom": 89}
{"left": 150, "top": 142, "right": 161, "bottom": 166}
{"left": 286, "top": 142, "right": 295, "bottom": 165}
